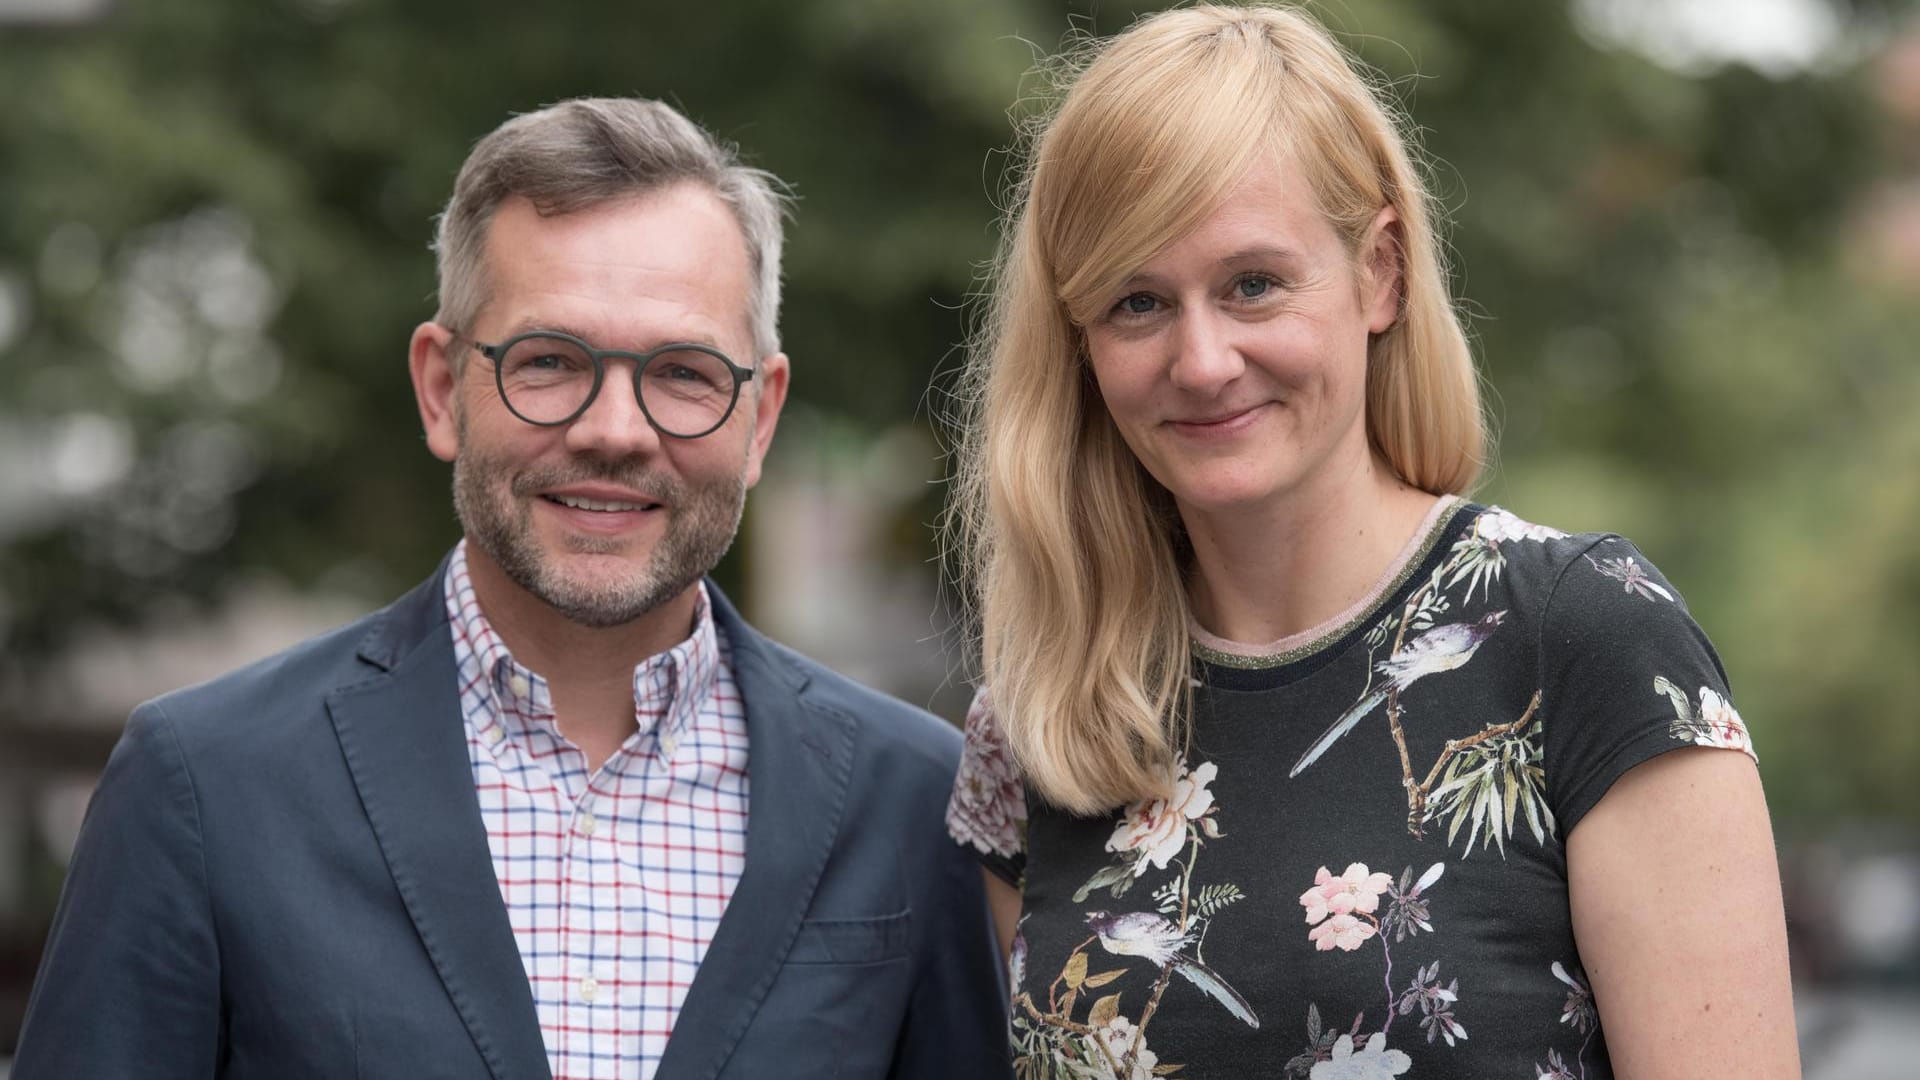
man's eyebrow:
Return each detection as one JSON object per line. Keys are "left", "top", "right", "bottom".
{"left": 494, "top": 320, "right": 725, "bottom": 353}
{"left": 499, "top": 318, "right": 596, "bottom": 342}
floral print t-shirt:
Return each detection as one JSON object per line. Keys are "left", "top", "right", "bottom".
{"left": 946, "top": 503, "right": 1758, "bottom": 1079}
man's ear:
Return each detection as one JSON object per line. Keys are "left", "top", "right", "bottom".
{"left": 1362, "top": 205, "right": 1405, "bottom": 335}
{"left": 742, "top": 352, "right": 790, "bottom": 491}
{"left": 409, "top": 322, "right": 462, "bottom": 463}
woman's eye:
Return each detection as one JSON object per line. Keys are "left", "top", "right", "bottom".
{"left": 1117, "top": 293, "right": 1158, "bottom": 316}
{"left": 1235, "top": 275, "right": 1274, "bottom": 300}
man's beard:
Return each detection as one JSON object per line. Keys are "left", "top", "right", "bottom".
{"left": 451, "top": 444, "right": 746, "bottom": 629}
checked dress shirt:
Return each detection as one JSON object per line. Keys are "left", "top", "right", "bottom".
{"left": 445, "top": 541, "right": 750, "bottom": 1080}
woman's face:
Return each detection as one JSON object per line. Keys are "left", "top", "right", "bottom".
{"left": 1082, "top": 161, "right": 1399, "bottom": 520}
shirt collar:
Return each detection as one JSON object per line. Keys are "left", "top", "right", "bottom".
{"left": 443, "top": 539, "right": 722, "bottom": 754}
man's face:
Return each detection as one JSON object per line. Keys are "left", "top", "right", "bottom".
{"left": 414, "top": 185, "right": 788, "bottom": 628}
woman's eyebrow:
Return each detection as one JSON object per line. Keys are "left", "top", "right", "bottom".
{"left": 1219, "top": 244, "right": 1302, "bottom": 268}
{"left": 1120, "top": 245, "right": 1308, "bottom": 290}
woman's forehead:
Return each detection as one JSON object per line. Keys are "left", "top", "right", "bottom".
{"left": 1120, "top": 163, "right": 1339, "bottom": 281}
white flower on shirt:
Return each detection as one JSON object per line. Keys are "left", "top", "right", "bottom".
{"left": 1653, "top": 676, "right": 1757, "bottom": 760}
{"left": 1105, "top": 760, "right": 1219, "bottom": 875}
{"left": 1309, "top": 1032, "right": 1412, "bottom": 1079}
{"left": 1695, "top": 688, "right": 1754, "bottom": 755}
{"left": 1088, "top": 1016, "right": 1162, "bottom": 1080}
{"left": 1476, "top": 507, "right": 1568, "bottom": 545}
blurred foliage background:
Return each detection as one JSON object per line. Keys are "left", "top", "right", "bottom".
{"left": 3, "top": 0, "right": 1920, "bottom": 1058}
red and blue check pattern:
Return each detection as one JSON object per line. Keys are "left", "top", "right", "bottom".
{"left": 445, "top": 542, "right": 750, "bottom": 1080}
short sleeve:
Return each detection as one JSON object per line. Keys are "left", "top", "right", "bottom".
{"left": 1540, "top": 536, "right": 1758, "bottom": 837}
{"left": 944, "top": 687, "right": 1027, "bottom": 888}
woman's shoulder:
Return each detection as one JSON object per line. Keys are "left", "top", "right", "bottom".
{"left": 945, "top": 686, "right": 1030, "bottom": 878}
{"left": 1440, "top": 504, "right": 1718, "bottom": 681}
{"left": 1451, "top": 504, "right": 1678, "bottom": 616}
{"left": 1460, "top": 503, "right": 1624, "bottom": 569}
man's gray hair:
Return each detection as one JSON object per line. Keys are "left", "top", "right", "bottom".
{"left": 433, "top": 97, "right": 790, "bottom": 359}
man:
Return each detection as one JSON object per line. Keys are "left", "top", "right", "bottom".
{"left": 15, "top": 98, "right": 1009, "bottom": 1079}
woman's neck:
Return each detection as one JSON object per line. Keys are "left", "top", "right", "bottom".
{"left": 1182, "top": 451, "right": 1442, "bottom": 646}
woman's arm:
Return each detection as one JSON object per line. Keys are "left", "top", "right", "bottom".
{"left": 984, "top": 868, "right": 1022, "bottom": 966}
{"left": 1567, "top": 746, "right": 1800, "bottom": 1079}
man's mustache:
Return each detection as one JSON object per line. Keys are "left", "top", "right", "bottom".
{"left": 505, "top": 460, "right": 685, "bottom": 503}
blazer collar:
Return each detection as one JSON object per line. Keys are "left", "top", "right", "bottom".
{"left": 329, "top": 563, "right": 860, "bottom": 1080}
{"left": 326, "top": 558, "right": 553, "bottom": 1080}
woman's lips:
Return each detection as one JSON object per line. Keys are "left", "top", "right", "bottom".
{"left": 1166, "top": 402, "right": 1271, "bottom": 438}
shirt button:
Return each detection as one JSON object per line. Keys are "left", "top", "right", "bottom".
{"left": 661, "top": 735, "right": 679, "bottom": 758}
{"left": 507, "top": 674, "right": 531, "bottom": 698}
{"left": 579, "top": 976, "right": 599, "bottom": 1003}
{"left": 484, "top": 726, "right": 505, "bottom": 746}
{"left": 578, "top": 812, "right": 597, "bottom": 837}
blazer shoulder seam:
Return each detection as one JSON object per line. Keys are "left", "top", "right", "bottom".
{"left": 141, "top": 700, "right": 224, "bottom": 967}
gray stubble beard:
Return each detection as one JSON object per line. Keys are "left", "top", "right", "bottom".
{"left": 451, "top": 443, "right": 746, "bottom": 629}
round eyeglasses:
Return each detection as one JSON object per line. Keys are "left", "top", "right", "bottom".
{"left": 469, "top": 330, "right": 756, "bottom": 439}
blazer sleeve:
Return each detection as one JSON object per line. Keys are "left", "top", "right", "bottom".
{"left": 14, "top": 701, "right": 223, "bottom": 1079}
{"left": 887, "top": 832, "right": 1013, "bottom": 1080}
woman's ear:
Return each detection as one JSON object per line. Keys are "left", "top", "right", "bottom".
{"left": 1362, "top": 205, "right": 1405, "bottom": 335}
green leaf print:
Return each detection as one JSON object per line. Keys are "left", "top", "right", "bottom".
{"left": 1426, "top": 713, "right": 1552, "bottom": 857}
{"left": 1445, "top": 533, "right": 1508, "bottom": 602}
{"left": 1074, "top": 862, "right": 1137, "bottom": 903}
{"left": 1194, "top": 883, "right": 1246, "bottom": 918}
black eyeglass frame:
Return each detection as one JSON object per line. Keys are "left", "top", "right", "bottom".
{"left": 469, "top": 329, "right": 757, "bottom": 439}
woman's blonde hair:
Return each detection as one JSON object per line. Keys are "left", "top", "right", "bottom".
{"left": 948, "top": 3, "right": 1486, "bottom": 814}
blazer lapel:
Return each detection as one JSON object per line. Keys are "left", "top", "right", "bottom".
{"left": 325, "top": 572, "right": 553, "bottom": 1080}
{"left": 654, "top": 584, "right": 857, "bottom": 1080}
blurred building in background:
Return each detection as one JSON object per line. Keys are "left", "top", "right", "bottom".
{"left": 4, "top": 0, "right": 1919, "bottom": 1074}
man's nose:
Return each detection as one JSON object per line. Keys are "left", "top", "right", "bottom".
{"left": 563, "top": 360, "right": 662, "bottom": 456}
{"left": 1167, "top": 309, "right": 1246, "bottom": 393}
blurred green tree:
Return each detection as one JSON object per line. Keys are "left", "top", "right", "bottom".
{"left": 0, "top": 0, "right": 1915, "bottom": 828}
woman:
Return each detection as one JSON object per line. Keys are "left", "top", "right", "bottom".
{"left": 944, "top": 5, "right": 1799, "bottom": 1078}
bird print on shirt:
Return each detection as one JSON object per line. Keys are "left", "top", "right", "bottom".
{"left": 1085, "top": 910, "right": 1260, "bottom": 1029}
{"left": 1289, "top": 609, "right": 1509, "bottom": 778}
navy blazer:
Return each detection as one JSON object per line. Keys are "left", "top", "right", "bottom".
{"left": 15, "top": 568, "right": 1011, "bottom": 1079}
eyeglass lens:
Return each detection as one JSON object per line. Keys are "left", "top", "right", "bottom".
{"left": 496, "top": 335, "right": 738, "bottom": 435}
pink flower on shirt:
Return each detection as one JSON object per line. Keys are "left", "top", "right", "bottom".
{"left": 1300, "top": 863, "right": 1395, "bottom": 923}
{"left": 1308, "top": 912, "right": 1379, "bottom": 952}
{"left": 948, "top": 692, "right": 1028, "bottom": 860}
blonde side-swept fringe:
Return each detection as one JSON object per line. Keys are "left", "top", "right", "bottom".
{"left": 947, "top": 3, "right": 1486, "bottom": 815}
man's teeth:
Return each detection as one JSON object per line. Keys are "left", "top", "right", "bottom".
{"left": 550, "top": 494, "right": 653, "bottom": 512}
